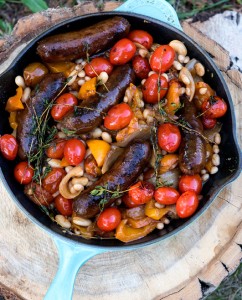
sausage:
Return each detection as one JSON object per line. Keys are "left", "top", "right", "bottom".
{"left": 60, "top": 64, "right": 135, "bottom": 134}
{"left": 37, "top": 17, "right": 130, "bottom": 62}
{"left": 179, "top": 97, "right": 206, "bottom": 175}
{"left": 17, "top": 73, "right": 65, "bottom": 159}
{"left": 73, "top": 141, "right": 151, "bottom": 218}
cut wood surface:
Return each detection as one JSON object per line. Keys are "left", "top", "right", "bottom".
{"left": 0, "top": 2, "right": 241, "bottom": 300}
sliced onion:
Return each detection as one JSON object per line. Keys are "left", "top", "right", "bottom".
{"left": 114, "top": 126, "right": 150, "bottom": 148}
{"left": 158, "top": 168, "right": 181, "bottom": 189}
{"left": 126, "top": 205, "right": 146, "bottom": 220}
{"left": 185, "top": 58, "right": 203, "bottom": 83}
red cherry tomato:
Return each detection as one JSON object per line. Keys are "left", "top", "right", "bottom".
{"left": 122, "top": 193, "right": 139, "bottom": 208}
{"left": 51, "top": 93, "right": 78, "bottom": 121}
{"left": 0, "top": 134, "right": 18, "bottom": 160}
{"left": 97, "top": 207, "right": 121, "bottom": 232}
{"left": 64, "top": 139, "right": 86, "bottom": 166}
{"left": 157, "top": 123, "right": 181, "bottom": 153}
{"left": 132, "top": 55, "right": 151, "bottom": 79}
{"left": 104, "top": 103, "right": 133, "bottom": 130}
{"left": 109, "top": 38, "right": 136, "bottom": 65}
{"left": 179, "top": 174, "right": 202, "bottom": 194}
{"left": 127, "top": 29, "right": 153, "bottom": 49}
{"left": 84, "top": 57, "right": 113, "bottom": 77}
{"left": 128, "top": 181, "right": 155, "bottom": 205}
{"left": 176, "top": 191, "right": 199, "bottom": 218}
{"left": 201, "top": 96, "right": 227, "bottom": 119}
{"left": 150, "top": 45, "right": 175, "bottom": 73}
{"left": 14, "top": 161, "right": 34, "bottom": 184}
{"left": 43, "top": 168, "right": 66, "bottom": 194}
{"left": 142, "top": 73, "right": 168, "bottom": 104}
{"left": 46, "top": 139, "right": 66, "bottom": 159}
{"left": 154, "top": 187, "right": 180, "bottom": 205}
{"left": 54, "top": 195, "right": 73, "bottom": 216}
{"left": 201, "top": 116, "right": 217, "bottom": 129}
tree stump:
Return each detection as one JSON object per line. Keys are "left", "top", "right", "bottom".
{"left": 0, "top": 2, "right": 241, "bottom": 300}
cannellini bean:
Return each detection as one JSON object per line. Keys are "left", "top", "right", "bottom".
{"left": 98, "top": 72, "right": 109, "bottom": 84}
{"left": 202, "top": 174, "right": 210, "bottom": 181}
{"left": 72, "top": 216, "right": 92, "bottom": 227}
{"left": 199, "top": 87, "right": 207, "bottom": 95}
{"left": 67, "top": 74, "right": 77, "bottom": 86}
{"left": 147, "top": 116, "right": 154, "bottom": 123}
{"left": 78, "top": 79, "right": 85, "bottom": 86}
{"left": 213, "top": 144, "right": 220, "bottom": 154}
{"left": 155, "top": 202, "right": 165, "bottom": 209}
{"left": 47, "top": 159, "right": 63, "bottom": 168}
{"left": 75, "top": 58, "right": 84, "bottom": 64}
{"left": 15, "top": 75, "right": 25, "bottom": 88}
{"left": 195, "top": 62, "right": 205, "bottom": 76}
{"left": 102, "top": 132, "right": 112, "bottom": 143}
{"left": 55, "top": 215, "right": 71, "bottom": 229}
{"left": 85, "top": 76, "right": 91, "bottom": 81}
{"left": 206, "top": 151, "right": 211, "bottom": 159}
{"left": 184, "top": 56, "right": 190, "bottom": 63}
{"left": 173, "top": 60, "right": 183, "bottom": 70}
{"left": 139, "top": 48, "right": 149, "bottom": 58}
{"left": 143, "top": 108, "right": 152, "bottom": 119}
{"left": 81, "top": 61, "right": 87, "bottom": 67}
{"left": 156, "top": 223, "right": 164, "bottom": 230}
{"left": 74, "top": 228, "right": 81, "bottom": 235}
{"left": 178, "top": 54, "right": 185, "bottom": 63}
{"left": 179, "top": 67, "right": 195, "bottom": 101}
{"left": 163, "top": 218, "right": 170, "bottom": 224}
{"left": 123, "top": 96, "right": 129, "bottom": 102}
{"left": 212, "top": 154, "right": 220, "bottom": 166}
{"left": 78, "top": 70, "right": 85, "bottom": 78}
{"left": 201, "top": 169, "right": 207, "bottom": 175}
{"left": 180, "top": 74, "right": 190, "bottom": 85}
{"left": 214, "top": 133, "right": 221, "bottom": 145}
{"left": 169, "top": 40, "right": 187, "bottom": 56}
{"left": 72, "top": 177, "right": 89, "bottom": 186}
{"left": 75, "top": 64, "right": 83, "bottom": 71}
{"left": 138, "top": 100, "right": 145, "bottom": 108}
{"left": 21, "top": 87, "right": 31, "bottom": 103}
{"left": 210, "top": 166, "right": 218, "bottom": 174}
{"left": 91, "top": 128, "right": 102, "bottom": 138}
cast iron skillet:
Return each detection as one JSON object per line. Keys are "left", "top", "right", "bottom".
{"left": 0, "top": 1, "right": 241, "bottom": 298}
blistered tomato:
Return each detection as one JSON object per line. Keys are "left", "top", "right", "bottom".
{"left": 129, "top": 181, "right": 155, "bottom": 205}
{"left": 104, "top": 103, "right": 133, "bottom": 130}
{"left": 176, "top": 191, "right": 199, "bottom": 218}
{"left": 178, "top": 174, "right": 202, "bottom": 194}
{"left": 64, "top": 139, "right": 86, "bottom": 166}
{"left": 142, "top": 73, "right": 168, "bottom": 104}
{"left": 127, "top": 30, "right": 153, "bottom": 49}
{"left": 84, "top": 57, "right": 113, "bottom": 77}
{"left": 46, "top": 139, "right": 66, "bottom": 159}
{"left": 54, "top": 195, "right": 73, "bottom": 216}
{"left": 0, "top": 134, "right": 18, "bottom": 160}
{"left": 201, "top": 96, "right": 227, "bottom": 119}
{"left": 132, "top": 55, "right": 151, "bottom": 79}
{"left": 157, "top": 123, "right": 181, "bottom": 153}
{"left": 154, "top": 187, "right": 180, "bottom": 205}
{"left": 97, "top": 207, "right": 122, "bottom": 232}
{"left": 51, "top": 93, "right": 78, "bottom": 121}
{"left": 43, "top": 168, "right": 66, "bottom": 194}
{"left": 150, "top": 45, "right": 175, "bottom": 73}
{"left": 14, "top": 161, "right": 34, "bottom": 184}
{"left": 109, "top": 38, "right": 136, "bottom": 65}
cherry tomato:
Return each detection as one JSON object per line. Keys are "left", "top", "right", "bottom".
{"left": 201, "top": 96, "right": 227, "bottom": 119}
{"left": 132, "top": 55, "right": 151, "bottom": 79}
{"left": 46, "top": 139, "right": 66, "bottom": 159}
{"left": 14, "top": 161, "right": 34, "bottom": 184}
{"left": 127, "top": 29, "right": 153, "bottom": 49}
{"left": 201, "top": 116, "right": 217, "bottom": 129}
{"left": 104, "top": 103, "right": 133, "bottom": 130}
{"left": 176, "top": 191, "right": 199, "bottom": 218}
{"left": 128, "top": 181, "right": 155, "bottom": 205}
{"left": 109, "top": 38, "right": 136, "bottom": 65}
{"left": 142, "top": 73, "right": 168, "bottom": 104}
{"left": 64, "top": 139, "right": 86, "bottom": 166}
{"left": 51, "top": 93, "right": 78, "bottom": 121}
{"left": 154, "top": 187, "right": 180, "bottom": 205}
{"left": 0, "top": 134, "right": 18, "bottom": 160}
{"left": 122, "top": 193, "right": 139, "bottom": 208}
{"left": 54, "top": 195, "right": 73, "bottom": 216}
{"left": 84, "top": 57, "right": 113, "bottom": 77}
{"left": 43, "top": 168, "right": 66, "bottom": 194}
{"left": 157, "top": 123, "right": 181, "bottom": 153}
{"left": 150, "top": 45, "right": 175, "bottom": 73}
{"left": 97, "top": 207, "right": 121, "bottom": 232}
{"left": 179, "top": 174, "right": 202, "bottom": 194}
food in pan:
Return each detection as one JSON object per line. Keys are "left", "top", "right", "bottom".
{"left": 0, "top": 17, "right": 227, "bottom": 242}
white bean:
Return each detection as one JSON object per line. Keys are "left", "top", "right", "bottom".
{"left": 72, "top": 216, "right": 92, "bottom": 227}
{"left": 47, "top": 159, "right": 63, "bottom": 168}
{"left": 67, "top": 74, "right": 77, "bottom": 86}
{"left": 163, "top": 218, "right": 170, "bottom": 224}
{"left": 202, "top": 174, "right": 210, "bottom": 181}
{"left": 199, "top": 87, "right": 207, "bottom": 95}
{"left": 178, "top": 54, "right": 185, "bottom": 63}
{"left": 55, "top": 215, "right": 71, "bottom": 229}
{"left": 173, "top": 60, "right": 183, "bottom": 70}
{"left": 75, "top": 58, "right": 84, "bottom": 64}
{"left": 155, "top": 202, "right": 165, "bottom": 209}
{"left": 85, "top": 76, "right": 91, "bottom": 81}
{"left": 210, "top": 166, "right": 218, "bottom": 174}
{"left": 147, "top": 116, "right": 154, "bottom": 123}
{"left": 78, "top": 79, "right": 85, "bottom": 86}
{"left": 212, "top": 154, "right": 220, "bottom": 166}
{"left": 123, "top": 95, "right": 129, "bottom": 102}
{"left": 214, "top": 133, "right": 221, "bottom": 145}
{"left": 156, "top": 223, "right": 164, "bottom": 230}
{"left": 78, "top": 70, "right": 85, "bottom": 78}
{"left": 201, "top": 169, "right": 207, "bottom": 175}
{"left": 81, "top": 61, "right": 87, "bottom": 67}
{"left": 139, "top": 49, "right": 148, "bottom": 58}
{"left": 15, "top": 75, "right": 25, "bottom": 88}
{"left": 91, "top": 128, "right": 102, "bottom": 138}
{"left": 195, "top": 62, "right": 205, "bottom": 77}
{"left": 180, "top": 74, "right": 190, "bottom": 85}
{"left": 21, "top": 87, "right": 31, "bottom": 103}
{"left": 213, "top": 144, "right": 220, "bottom": 154}
{"left": 143, "top": 108, "right": 152, "bottom": 119}
{"left": 101, "top": 132, "right": 112, "bottom": 143}
{"left": 184, "top": 56, "right": 190, "bottom": 63}
{"left": 98, "top": 72, "right": 109, "bottom": 84}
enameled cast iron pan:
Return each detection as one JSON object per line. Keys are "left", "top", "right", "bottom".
{"left": 0, "top": 0, "right": 241, "bottom": 298}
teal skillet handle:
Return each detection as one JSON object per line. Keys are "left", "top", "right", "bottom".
{"left": 44, "top": 237, "right": 104, "bottom": 300}
{"left": 115, "top": 0, "right": 182, "bottom": 31}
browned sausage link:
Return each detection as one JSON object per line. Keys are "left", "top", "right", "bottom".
{"left": 73, "top": 141, "right": 151, "bottom": 218}
{"left": 37, "top": 17, "right": 130, "bottom": 62}
{"left": 17, "top": 73, "right": 66, "bottom": 159}
{"left": 60, "top": 64, "right": 135, "bottom": 134}
{"left": 179, "top": 97, "right": 206, "bottom": 175}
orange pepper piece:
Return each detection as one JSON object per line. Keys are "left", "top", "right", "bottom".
{"left": 164, "top": 80, "right": 181, "bottom": 115}
{"left": 78, "top": 77, "right": 97, "bottom": 100}
{"left": 145, "top": 199, "right": 170, "bottom": 220}
{"left": 60, "top": 157, "right": 70, "bottom": 167}
{"left": 115, "top": 219, "right": 156, "bottom": 243}
{"left": 5, "top": 87, "right": 24, "bottom": 112}
{"left": 9, "top": 112, "right": 18, "bottom": 130}
{"left": 86, "top": 139, "right": 111, "bottom": 167}
{"left": 159, "top": 154, "right": 179, "bottom": 174}
{"left": 46, "top": 62, "right": 75, "bottom": 77}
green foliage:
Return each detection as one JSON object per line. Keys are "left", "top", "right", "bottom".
{"left": 0, "top": 19, "right": 12, "bottom": 37}
{"left": 20, "top": 0, "right": 48, "bottom": 13}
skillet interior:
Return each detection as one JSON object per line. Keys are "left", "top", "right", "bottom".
{"left": 0, "top": 12, "right": 241, "bottom": 249}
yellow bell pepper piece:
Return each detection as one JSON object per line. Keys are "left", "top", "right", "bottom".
{"left": 164, "top": 80, "right": 181, "bottom": 115}
{"left": 46, "top": 62, "right": 75, "bottom": 77}
{"left": 86, "top": 139, "right": 111, "bottom": 167}
{"left": 115, "top": 219, "right": 156, "bottom": 243}
{"left": 159, "top": 154, "right": 179, "bottom": 174}
{"left": 78, "top": 77, "right": 97, "bottom": 100}
{"left": 5, "top": 87, "right": 24, "bottom": 112}
{"left": 145, "top": 199, "right": 170, "bottom": 220}
{"left": 9, "top": 112, "right": 18, "bottom": 130}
